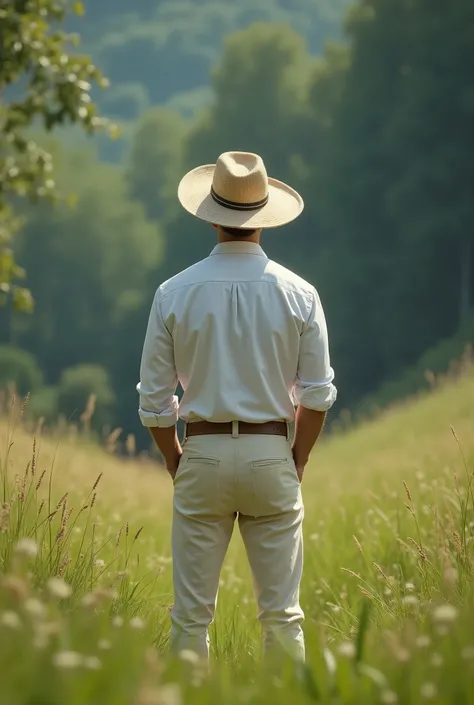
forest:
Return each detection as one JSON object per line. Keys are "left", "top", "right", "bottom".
{"left": 1, "top": 0, "right": 473, "bottom": 451}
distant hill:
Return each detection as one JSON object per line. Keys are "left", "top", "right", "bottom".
{"left": 73, "top": 0, "right": 351, "bottom": 119}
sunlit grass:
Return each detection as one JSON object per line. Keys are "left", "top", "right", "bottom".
{"left": 0, "top": 369, "right": 473, "bottom": 704}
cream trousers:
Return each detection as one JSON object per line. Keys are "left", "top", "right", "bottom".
{"left": 170, "top": 432, "right": 305, "bottom": 661}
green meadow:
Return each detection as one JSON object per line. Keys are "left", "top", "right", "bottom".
{"left": 0, "top": 367, "right": 473, "bottom": 705}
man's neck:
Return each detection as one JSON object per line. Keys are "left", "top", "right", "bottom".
{"left": 217, "top": 233, "right": 261, "bottom": 245}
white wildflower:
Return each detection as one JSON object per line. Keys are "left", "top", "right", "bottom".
{"left": 98, "top": 639, "right": 111, "bottom": 650}
{"left": 381, "top": 691, "right": 398, "bottom": 704}
{"left": 130, "top": 616, "right": 145, "bottom": 630}
{"left": 179, "top": 649, "right": 200, "bottom": 665}
{"left": 94, "top": 559, "right": 105, "bottom": 569}
{"left": 402, "top": 595, "right": 419, "bottom": 607}
{"left": 158, "top": 684, "right": 182, "bottom": 705}
{"left": 1, "top": 611, "right": 21, "bottom": 629}
{"left": 416, "top": 635, "right": 431, "bottom": 648}
{"left": 15, "top": 538, "right": 38, "bottom": 558}
{"left": 47, "top": 577, "right": 72, "bottom": 599}
{"left": 420, "top": 682, "right": 437, "bottom": 699}
{"left": 337, "top": 641, "right": 356, "bottom": 659}
{"left": 112, "top": 616, "right": 124, "bottom": 627}
{"left": 83, "top": 656, "right": 102, "bottom": 670}
{"left": 432, "top": 604, "right": 458, "bottom": 624}
{"left": 405, "top": 582, "right": 415, "bottom": 592}
{"left": 24, "top": 598, "right": 46, "bottom": 618}
{"left": 52, "top": 651, "right": 83, "bottom": 669}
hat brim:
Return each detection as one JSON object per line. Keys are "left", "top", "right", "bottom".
{"left": 178, "top": 164, "right": 304, "bottom": 229}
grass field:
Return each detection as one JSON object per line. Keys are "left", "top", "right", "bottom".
{"left": 0, "top": 369, "right": 473, "bottom": 705}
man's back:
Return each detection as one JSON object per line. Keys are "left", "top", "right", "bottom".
{"left": 139, "top": 241, "right": 336, "bottom": 428}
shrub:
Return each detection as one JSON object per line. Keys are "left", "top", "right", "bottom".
{"left": 57, "top": 364, "right": 116, "bottom": 433}
{"left": 0, "top": 346, "right": 43, "bottom": 396}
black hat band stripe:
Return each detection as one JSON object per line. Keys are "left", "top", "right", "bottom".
{"left": 211, "top": 186, "right": 269, "bottom": 212}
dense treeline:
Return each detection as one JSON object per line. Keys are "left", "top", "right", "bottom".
{"left": 73, "top": 0, "right": 350, "bottom": 119}
{"left": 4, "top": 0, "right": 474, "bottom": 450}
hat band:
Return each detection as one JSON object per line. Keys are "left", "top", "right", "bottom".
{"left": 211, "top": 186, "right": 269, "bottom": 212}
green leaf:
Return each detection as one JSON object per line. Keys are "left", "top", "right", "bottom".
{"left": 73, "top": 2, "right": 85, "bottom": 16}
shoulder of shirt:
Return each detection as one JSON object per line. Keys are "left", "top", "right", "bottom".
{"left": 263, "top": 259, "right": 316, "bottom": 298}
{"left": 156, "top": 258, "right": 211, "bottom": 298}
{"left": 155, "top": 256, "right": 316, "bottom": 300}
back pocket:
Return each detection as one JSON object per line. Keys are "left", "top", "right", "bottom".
{"left": 251, "top": 458, "right": 288, "bottom": 468}
{"left": 249, "top": 459, "right": 300, "bottom": 517}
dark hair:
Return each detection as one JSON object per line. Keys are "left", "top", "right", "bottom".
{"left": 220, "top": 226, "right": 258, "bottom": 238}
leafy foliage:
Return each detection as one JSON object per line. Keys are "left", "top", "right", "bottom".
{"left": 0, "top": 0, "right": 110, "bottom": 310}
{"left": 0, "top": 345, "right": 43, "bottom": 395}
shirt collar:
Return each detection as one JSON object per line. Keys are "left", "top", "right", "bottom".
{"left": 210, "top": 242, "right": 267, "bottom": 257}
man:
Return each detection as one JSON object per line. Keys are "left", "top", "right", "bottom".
{"left": 137, "top": 151, "right": 336, "bottom": 662}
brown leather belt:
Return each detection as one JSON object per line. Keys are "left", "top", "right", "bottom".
{"left": 186, "top": 421, "right": 288, "bottom": 437}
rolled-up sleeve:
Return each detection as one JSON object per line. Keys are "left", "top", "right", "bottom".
{"left": 293, "top": 288, "right": 337, "bottom": 412}
{"left": 136, "top": 289, "right": 179, "bottom": 428}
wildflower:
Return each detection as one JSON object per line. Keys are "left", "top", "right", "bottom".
{"left": 401, "top": 595, "right": 419, "bottom": 607}
{"left": 415, "top": 635, "right": 431, "bottom": 648}
{"left": 84, "top": 656, "right": 102, "bottom": 670}
{"left": 47, "top": 577, "right": 72, "bottom": 599}
{"left": 159, "top": 684, "right": 181, "bottom": 705}
{"left": 112, "top": 616, "right": 124, "bottom": 627}
{"left": 1, "top": 575, "right": 28, "bottom": 601}
{"left": 381, "top": 691, "right": 398, "bottom": 704}
{"left": 179, "top": 649, "right": 200, "bottom": 665}
{"left": 405, "top": 582, "right": 415, "bottom": 592}
{"left": 420, "top": 683, "right": 437, "bottom": 699}
{"left": 94, "top": 559, "right": 105, "bottom": 569}
{"left": 24, "top": 598, "right": 46, "bottom": 618}
{"left": 98, "top": 639, "right": 111, "bottom": 650}
{"left": 338, "top": 641, "right": 356, "bottom": 659}
{"left": 130, "top": 616, "right": 145, "bottom": 630}
{"left": 82, "top": 587, "right": 117, "bottom": 608}
{"left": 14, "top": 538, "right": 38, "bottom": 558}
{"left": 1, "top": 611, "right": 21, "bottom": 629}
{"left": 52, "top": 651, "right": 83, "bottom": 669}
{"left": 432, "top": 604, "right": 458, "bottom": 624}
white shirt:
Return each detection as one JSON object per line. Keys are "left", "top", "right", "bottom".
{"left": 137, "top": 242, "right": 337, "bottom": 428}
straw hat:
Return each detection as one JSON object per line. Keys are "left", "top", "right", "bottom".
{"left": 178, "top": 151, "right": 304, "bottom": 229}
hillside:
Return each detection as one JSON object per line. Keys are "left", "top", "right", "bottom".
{"left": 1, "top": 367, "right": 473, "bottom": 702}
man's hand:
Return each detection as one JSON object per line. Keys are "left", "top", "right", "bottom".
{"left": 295, "top": 464, "right": 305, "bottom": 484}
{"left": 148, "top": 426, "right": 182, "bottom": 480}
{"left": 165, "top": 449, "right": 183, "bottom": 480}
{"left": 291, "top": 407, "right": 327, "bottom": 484}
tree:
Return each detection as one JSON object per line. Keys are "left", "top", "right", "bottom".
{"left": 0, "top": 344, "right": 43, "bottom": 395}
{"left": 57, "top": 363, "right": 116, "bottom": 432}
{"left": 13, "top": 146, "right": 161, "bottom": 382}
{"left": 126, "top": 107, "right": 187, "bottom": 224}
{"left": 0, "top": 0, "right": 111, "bottom": 319}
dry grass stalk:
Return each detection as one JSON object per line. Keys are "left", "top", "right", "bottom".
{"left": 106, "top": 428, "right": 123, "bottom": 454}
